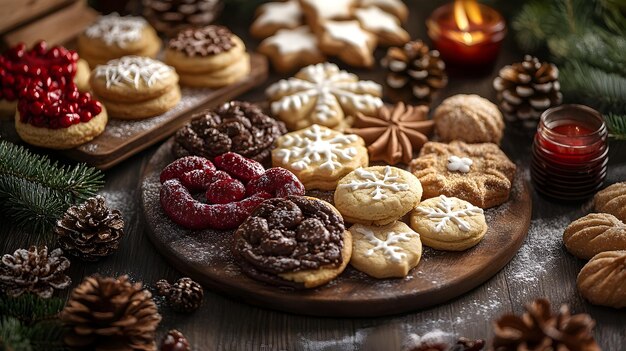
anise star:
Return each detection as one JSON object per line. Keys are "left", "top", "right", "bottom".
{"left": 348, "top": 102, "right": 434, "bottom": 165}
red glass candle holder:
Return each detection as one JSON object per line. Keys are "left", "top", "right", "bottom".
{"left": 426, "top": 2, "right": 506, "bottom": 69}
{"left": 531, "top": 104, "right": 609, "bottom": 201}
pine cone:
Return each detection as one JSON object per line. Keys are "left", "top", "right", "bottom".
{"left": 493, "top": 55, "right": 563, "bottom": 128}
{"left": 381, "top": 40, "right": 448, "bottom": 105}
{"left": 0, "top": 246, "right": 70, "bottom": 298}
{"left": 493, "top": 298, "right": 600, "bottom": 351}
{"left": 55, "top": 195, "right": 124, "bottom": 261}
{"left": 143, "top": 0, "right": 224, "bottom": 37}
{"left": 62, "top": 275, "right": 162, "bottom": 351}
{"left": 161, "top": 330, "right": 190, "bottom": 351}
{"left": 156, "top": 277, "right": 203, "bottom": 313}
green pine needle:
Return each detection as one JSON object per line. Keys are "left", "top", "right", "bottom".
{"left": 605, "top": 113, "right": 626, "bottom": 140}
{"left": 560, "top": 61, "right": 626, "bottom": 114}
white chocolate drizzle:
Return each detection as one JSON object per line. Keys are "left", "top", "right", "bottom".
{"left": 85, "top": 13, "right": 146, "bottom": 48}
{"left": 93, "top": 56, "right": 174, "bottom": 89}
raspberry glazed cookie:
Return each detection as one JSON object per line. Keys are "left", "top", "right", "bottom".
{"left": 266, "top": 62, "right": 383, "bottom": 131}
{"left": 91, "top": 56, "right": 180, "bottom": 119}
{"left": 233, "top": 196, "right": 352, "bottom": 289}
{"left": 165, "top": 25, "right": 250, "bottom": 88}
{"left": 334, "top": 166, "right": 422, "bottom": 225}
{"left": 410, "top": 195, "right": 487, "bottom": 251}
{"left": 272, "top": 124, "right": 368, "bottom": 190}
{"left": 78, "top": 13, "right": 161, "bottom": 67}
{"left": 594, "top": 182, "right": 626, "bottom": 223}
{"left": 410, "top": 141, "right": 517, "bottom": 208}
{"left": 172, "top": 101, "right": 286, "bottom": 165}
{"left": 15, "top": 80, "right": 106, "bottom": 149}
{"left": 349, "top": 221, "right": 422, "bottom": 278}
{"left": 159, "top": 153, "right": 305, "bottom": 230}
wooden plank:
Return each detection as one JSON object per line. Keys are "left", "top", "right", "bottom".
{"left": 0, "top": 0, "right": 75, "bottom": 33}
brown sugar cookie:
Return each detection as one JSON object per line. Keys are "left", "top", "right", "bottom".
{"left": 594, "top": 182, "right": 626, "bottom": 223}
{"left": 434, "top": 94, "right": 504, "bottom": 145}
{"left": 410, "top": 141, "right": 516, "bottom": 208}
{"left": 577, "top": 250, "right": 626, "bottom": 308}
{"left": 564, "top": 213, "right": 626, "bottom": 260}
{"left": 233, "top": 196, "right": 352, "bottom": 289}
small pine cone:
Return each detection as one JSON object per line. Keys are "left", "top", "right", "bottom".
{"left": 156, "top": 277, "right": 203, "bottom": 313}
{"left": 381, "top": 40, "right": 448, "bottom": 105}
{"left": 62, "top": 275, "right": 162, "bottom": 351}
{"left": 55, "top": 195, "right": 124, "bottom": 261}
{"left": 161, "top": 329, "right": 190, "bottom": 351}
{"left": 0, "top": 246, "right": 70, "bottom": 298}
{"left": 493, "top": 55, "right": 563, "bottom": 128}
{"left": 142, "top": 0, "right": 224, "bottom": 37}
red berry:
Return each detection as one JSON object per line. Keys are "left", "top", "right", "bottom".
{"left": 67, "top": 90, "right": 80, "bottom": 101}
{"left": 80, "top": 110, "right": 92, "bottom": 122}
{"left": 30, "top": 101, "right": 44, "bottom": 115}
{"left": 60, "top": 114, "right": 72, "bottom": 128}
{"left": 27, "top": 89, "right": 40, "bottom": 101}
{"left": 89, "top": 100, "right": 102, "bottom": 114}
{"left": 206, "top": 178, "right": 246, "bottom": 204}
{"left": 48, "top": 47, "right": 61, "bottom": 59}
{"left": 33, "top": 41, "right": 47, "bottom": 55}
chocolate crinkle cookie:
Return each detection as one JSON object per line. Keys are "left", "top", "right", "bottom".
{"left": 233, "top": 196, "right": 345, "bottom": 288}
{"left": 173, "top": 101, "right": 286, "bottom": 163}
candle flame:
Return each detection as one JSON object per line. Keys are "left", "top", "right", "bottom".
{"left": 453, "top": 0, "right": 485, "bottom": 44}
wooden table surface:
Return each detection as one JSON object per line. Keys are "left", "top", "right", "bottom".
{"left": 2, "top": 2, "right": 625, "bottom": 350}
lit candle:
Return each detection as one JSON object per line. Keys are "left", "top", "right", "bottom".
{"left": 426, "top": 0, "right": 506, "bottom": 68}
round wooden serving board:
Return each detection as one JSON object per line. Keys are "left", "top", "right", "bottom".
{"left": 141, "top": 139, "right": 532, "bottom": 317}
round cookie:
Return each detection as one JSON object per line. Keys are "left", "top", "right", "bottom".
{"left": 434, "top": 94, "right": 504, "bottom": 145}
{"left": 577, "top": 250, "right": 626, "bottom": 308}
{"left": 233, "top": 196, "right": 352, "bottom": 289}
{"left": 176, "top": 54, "right": 251, "bottom": 88}
{"left": 410, "top": 195, "right": 486, "bottom": 251}
{"left": 334, "top": 166, "right": 422, "bottom": 226}
{"left": 272, "top": 124, "right": 368, "bottom": 190}
{"left": 594, "top": 182, "right": 626, "bottom": 223}
{"left": 96, "top": 86, "right": 181, "bottom": 120}
{"left": 563, "top": 213, "right": 626, "bottom": 260}
{"left": 349, "top": 222, "right": 422, "bottom": 278}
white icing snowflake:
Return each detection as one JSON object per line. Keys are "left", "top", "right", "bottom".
{"left": 266, "top": 63, "right": 383, "bottom": 125}
{"left": 274, "top": 124, "right": 360, "bottom": 171}
{"left": 416, "top": 195, "right": 483, "bottom": 232}
{"left": 447, "top": 155, "right": 473, "bottom": 173}
{"left": 353, "top": 225, "right": 418, "bottom": 263}
{"left": 94, "top": 56, "right": 174, "bottom": 89}
{"left": 85, "top": 13, "right": 146, "bottom": 48}
{"left": 339, "top": 166, "right": 409, "bottom": 200}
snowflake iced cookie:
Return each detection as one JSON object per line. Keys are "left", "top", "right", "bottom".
{"left": 410, "top": 195, "right": 487, "bottom": 251}
{"left": 78, "top": 13, "right": 161, "bottom": 67}
{"left": 410, "top": 141, "right": 516, "bottom": 209}
{"left": 90, "top": 56, "right": 180, "bottom": 119}
{"left": 349, "top": 221, "right": 422, "bottom": 278}
{"left": 258, "top": 27, "right": 326, "bottom": 73}
{"left": 266, "top": 62, "right": 383, "bottom": 130}
{"left": 334, "top": 166, "right": 422, "bottom": 226}
{"left": 272, "top": 124, "right": 368, "bottom": 190}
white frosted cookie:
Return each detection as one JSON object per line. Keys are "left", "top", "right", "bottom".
{"left": 318, "top": 20, "right": 378, "bottom": 68}
{"left": 354, "top": 7, "right": 409, "bottom": 46}
{"left": 250, "top": 0, "right": 303, "bottom": 38}
{"left": 410, "top": 195, "right": 487, "bottom": 251}
{"left": 349, "top": 222, "right": 422, "bottom": 278}
{"left": 258, "top": 26, "right": 325, "bottom": 73}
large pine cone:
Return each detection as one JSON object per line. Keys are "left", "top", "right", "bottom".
{"left": 55, "top": 195, "right": 124, "bottom": 261}
{"left": 493, "top": 298, "right": 600, "bottom": 351}
{"left": 156, "top": 277, "right": 203, "bottom": 313}
{"left": 0, "top": 246, "right": 70, "bottom": 298}
{"left": 493, "top": 55, "right": 563, "bottom": 128}
{"left": 143, "top": 0, "right": 223, "bottom": 37}
{"left": 62, "top": 275, "right": 162, "bottom": 351}
{"left": 381, "top": 40, "right": 447, "bottom": 105}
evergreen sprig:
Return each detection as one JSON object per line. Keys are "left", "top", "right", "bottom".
{"left": 0, "top": 141, "right": 104, "bottom": 237}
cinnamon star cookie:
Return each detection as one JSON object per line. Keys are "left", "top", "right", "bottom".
{"left": 410, "top": 141, "right": 516, "bottom": 208}
{"left": 347, "top": 102, "right": 433, "bottom": 165}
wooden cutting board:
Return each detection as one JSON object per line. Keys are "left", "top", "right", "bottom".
{"left": 140, "top": 138, "right": 532, "bottom": 317}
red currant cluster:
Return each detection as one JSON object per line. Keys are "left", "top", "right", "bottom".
{"left": 0, "top": 41, "right": 78, "bottom": 102}
{"left": 18, "top": 79, "right": 102, "bottom": 129}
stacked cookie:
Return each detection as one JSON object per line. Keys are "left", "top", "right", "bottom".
{"left": 165, "top": 26, "right": 250, "bottom": 88}
{"left": 90, "top": 56, "right": 181, "bottom": 119}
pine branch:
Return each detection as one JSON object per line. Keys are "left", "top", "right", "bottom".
{"left": 560, "top": 61, "right": 626, "bottom": 114}
{"left": 605, "top": 113, "right": 626, "bottom": 140}
{"left": 0, "top": 295, "right": 65, "bottom": 324}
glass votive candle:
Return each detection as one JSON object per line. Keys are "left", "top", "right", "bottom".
{"left": 531, "top": 104, "right": 609, "bottom": 201}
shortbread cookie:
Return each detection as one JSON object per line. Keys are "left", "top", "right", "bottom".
{"left": 258, "top": 27, "right": 326, "bottom": 73}
{"left": 563, "top": 213, "right": 626, "bottom": 260}
{"left": 299, "top": 0, "right": 357, "bottom": 24}
{"left": 594, "top": 182, "right": 626, "bottom": 223}
{"left": 360, "top": 0, "right": 409, "bottom": 22}
{"left": 318, "top": 20, "right": 378, "bottom": 68}
{"left": 272, "top": 124, "right": 368, "bottom": 190}
{"left": 78, "top": 13, "right": 161, "bottom": 67}
{"left": 96, "top": 86, "right": 181, "bottom": 120}
{"left": 354, "top": 6, "right": 409, "bottom": 46}
{"left": 411, "top": 195, "right": 487, "bottom": 251}
{"left": 176, "top": 54, "right": 251, "bottom": 88}
{"left": 434, "top": 94, "right": 504, "bottom": 145}
{"left": 349, "top": 222, "right": 422, "bottom": 278}
{"left": 577, "top": 250, "right": 626, "bottom": 308}
{"left": 233, "top": 196, "right": 352, "bottom": 289}
{"left": 334, "top": 166, "right": 422, "bottom": 225}
{"left": 250, "top": 0, "right": 303, "bottom": 38}
{"left": 266, "top": 62, "right": 383, "bottom": 130}
{"left": 410, "top": 141, "right": 516, "bottom": 208}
